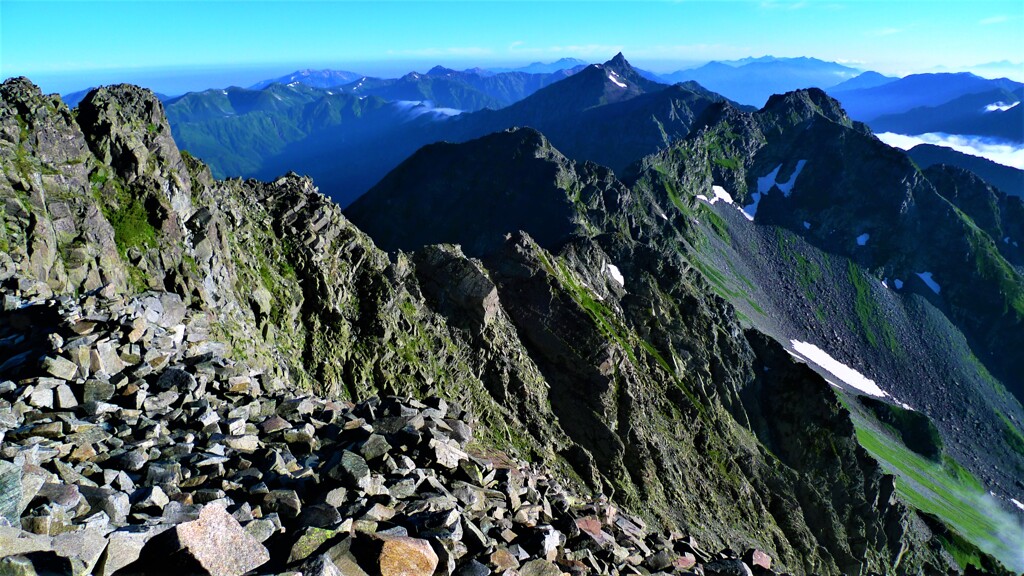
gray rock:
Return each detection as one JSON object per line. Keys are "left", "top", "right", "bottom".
{"left": 705, "top": 558, "right": 754, "bottom": 576}
{"left": 455, "top": 559, "right": 491, "bottom": 576}
{"left": 0, "top": 526, "right": 52, "bottom": 557}
{"left": 90, "top": 341, "right": 124, "bottom": 376}
{"left": 54, "top": 385, "right": 78, "bottom": 409}
{"left": 264, "top": 490, "right": 302, "bottom": 520}
{"left": 155, "top": 368, "right": 196, "bottom": 392}
{"left": 518, "top": 559, "right": 562, "bottom": 576}
{"left": 300, "top": 554, "right": 344, "bottom": 576}
{"left": 360, "top": 434, "right": 391, "bottom": 461}
{"left": 0, "top": 460, "right": 24, "bottom": 525}
{"left": 82, "top": 380, "right": 115, "bottom": 403}
{"left": 94, "top": 525, "right": 172, "bottom": 576}
{"left": 131, "top": 486, "right": 169, "bottom": 511}
{"left": 244, "top": 517, "right": 278, "bottom": 543}
{"left": 51, "top": 528, "right": 109, "bottom": 575}
{"left": 329, "top": 451, "right": 370, "bottom": 490}
{"left": 42, "top": 356, "right": 78, "bottom": 380}
{"left": 0, "top": 555, "right": 39, "bottom": 576}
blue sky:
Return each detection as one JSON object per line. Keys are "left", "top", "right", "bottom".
{"left": 2, "top": 1, "right": 1022, "bottom": 94}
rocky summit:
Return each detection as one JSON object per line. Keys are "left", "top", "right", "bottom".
{"left": 0, "top": 73, "right": 1021, "bottom": 576}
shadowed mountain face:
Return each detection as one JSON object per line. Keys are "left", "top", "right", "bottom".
{"left": 908, "top": 143, "right": 1024, "bottom": 198}
{"left": 3, "top": 75, "right": 1023, "bottom": 573}
{"left": 349, "top": 85, "right": 1024, "bottom": 570}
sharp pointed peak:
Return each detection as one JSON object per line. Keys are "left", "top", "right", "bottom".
{"left": 606, "top": 52, "right": 630, "bottom": 67}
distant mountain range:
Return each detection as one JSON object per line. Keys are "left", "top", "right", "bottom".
{"left": 828, "top": 71, "right": 897, "bottom": 92}
{"left": 826, "top": 72, "right": 1023, "bottom": 121}
{"left": 487, "top": 57, "right": 589, "bottom": 74}
{"left": 870, "top": 88, "right": 1022, "bottom": 142}
{"left": 57, "top": 55, "right": 1024, "bottom": 206}
{"left": 332, "top": 66, "right": 586, "bottom": 111}
{"left": 163, "top": 54, "right": 741, "bottom": 206}
{"left": 249, "top": 69, "right": 363, "bottom": 90}
{"left": 658, "top": 56, "right": 862, "bottom": 106}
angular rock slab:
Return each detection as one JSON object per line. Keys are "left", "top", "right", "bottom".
{"left": 367, "top": 534, "right": 439, "bottom": 576}
{"left": 172, "top": 503, "right": 270, "bottom": 576}
{"left": 0, "top": 460, "right": 23, "bottom": 525}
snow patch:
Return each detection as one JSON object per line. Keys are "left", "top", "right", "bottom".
{"left": 757, "top": 164, "right": 783, "bottom": 195}
{"left": 606, "top": 263, "right": 625, "bottom": 287}
{"left": 775, "top": 160, "right": 807, "bottom": 197}
{"left": 857, "top": 233, "right": 870, "bottom": 246}
{"left": 882, "top": 278, "right": 889, "bottom": 289}
{"left": 894, "top": 278, "right": 904, "bottom": 289}
{"left": 900, "top": 402, "right": 914, "bottom": 411}
{"left": 221, "top": 90, "right": 228, "bottom": 95}
{"left": 744, "top": 160, "right": 807, "bottom": 219}
{"left": 803, "top": 221, "right": 811, "bottom": 230}
{"left": 790, "top": 340, "right": 889, "bottom": 398}
{"left": 1012, "top": 498, "right": 1024, "bottom": 512}
{"left": 710, "top": 185, "right": 733, "bottom": 205}
{"left": 985, "top": 101, "right": 1020, "bottom": 112}
{"left": 607, "top": 72, "right": 627, "bottom": 89}
{"left": 916, "top": 271, "right": 941, "bottom": 294}
{"left": 741, "top": 194, "right": 760, "bottom": 220}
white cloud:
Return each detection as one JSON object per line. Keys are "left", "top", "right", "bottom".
{"left": 876, "top": 132, "right": 1024, "bottom": 170}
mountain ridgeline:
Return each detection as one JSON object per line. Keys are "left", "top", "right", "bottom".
{"left": 3, "top": 67, "right": 1024, "bottom": 575}
{"left": 162, "top": 54, "right": 744, "bottom": 207}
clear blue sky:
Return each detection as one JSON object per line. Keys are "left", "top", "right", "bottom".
{"left": 2, "top": 1, "right": 1022, "bottom": 95}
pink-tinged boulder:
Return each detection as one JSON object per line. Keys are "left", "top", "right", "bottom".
{"left": 370, "top": 534, "right": 439, "bottom": 576}
{"left": 172, "top": 504, "right": 270, "bottom": 576}
{"left": 743, "top": 548, "right": 772, "bottom": 570}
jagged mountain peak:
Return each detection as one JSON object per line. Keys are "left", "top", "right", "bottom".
{"left": 761, "top": 87, "right": 855, "bottom": 128}
{"left": 76, "top": 84, "right": 193, "bottom": 207}
{"left": 345, "top": 127, "right": 623, "bottom": 256}
{"left": 605, "top": 51, "right": 630, "bottom": 69}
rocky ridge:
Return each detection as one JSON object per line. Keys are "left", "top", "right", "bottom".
{"left": 0, "top": 76, "right": 1013, "bottom": 574}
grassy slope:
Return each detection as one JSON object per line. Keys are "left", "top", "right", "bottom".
{"left": 851, "top": 414, "right": 1024, "bottom": 571}
{"left": 676, "top": 203, "right": 1024, "bottom": 571}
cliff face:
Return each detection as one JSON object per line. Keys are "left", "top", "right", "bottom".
{"left": 0, "top": 78, "right": 1004, "bottom": 574}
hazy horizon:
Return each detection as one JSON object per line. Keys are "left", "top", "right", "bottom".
{"left": 2, "top": 0, "right": 1021, "bottom": 95}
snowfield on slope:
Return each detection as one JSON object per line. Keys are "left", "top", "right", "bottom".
{"left": 743, "top": 160, "right": 808, "bottom": 219}
{"left": 789, "top": 339, "right": 889, "bottom": 398}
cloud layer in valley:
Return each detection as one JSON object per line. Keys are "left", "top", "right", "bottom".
{"left": 877, "top": 132, "right": 1024, "bottom": 169}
